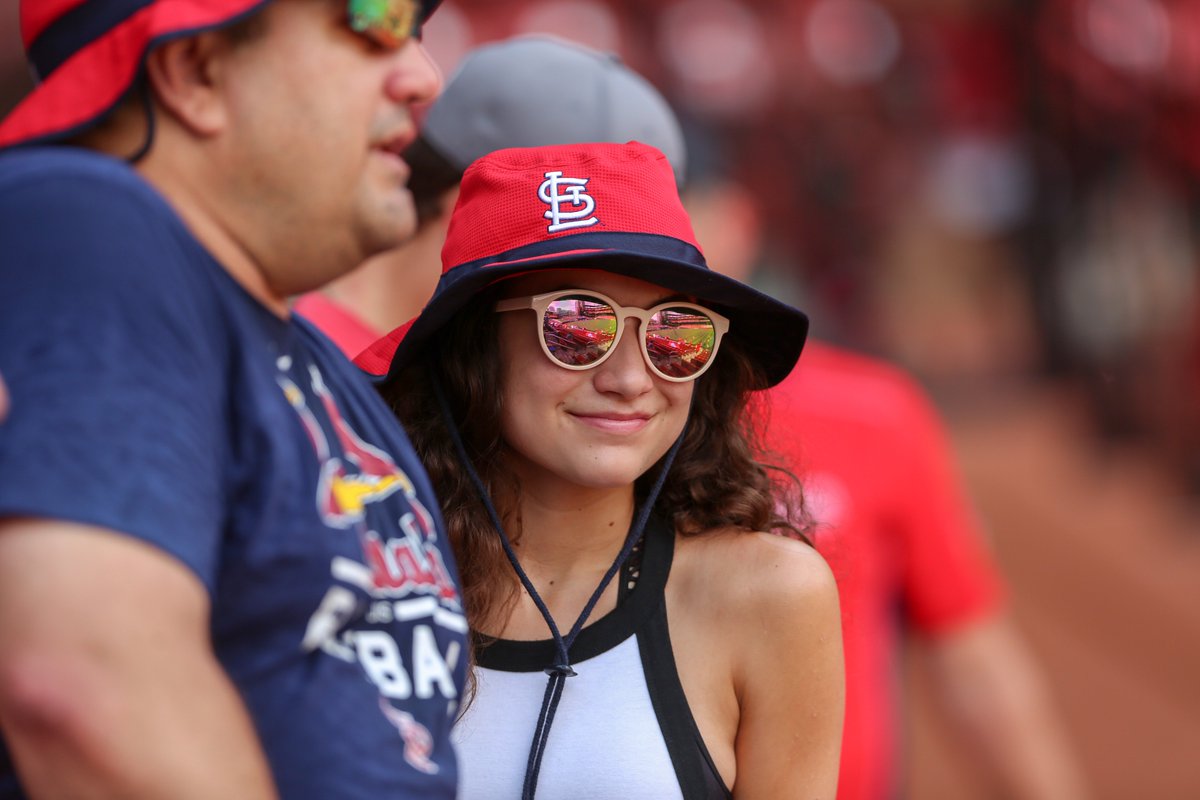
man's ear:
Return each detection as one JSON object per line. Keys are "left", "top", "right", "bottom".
{"left": 142, "top": 32, "right": 233, "bottom": 136}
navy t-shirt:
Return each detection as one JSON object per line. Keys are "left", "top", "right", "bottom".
{"left": 0, "top": 148, "right": 466, "bottom": 797}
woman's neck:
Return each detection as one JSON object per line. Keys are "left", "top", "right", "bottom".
{"left": 508, "top": 486, "right": 636, "bottom": 573}
{"left": 491, "top": 484, "right": 640, "bottom": 641}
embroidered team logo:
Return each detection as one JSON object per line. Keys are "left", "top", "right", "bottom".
{"left": 538, "top": 170, "right": 599, "bottom": 233}
{"left": 279, "top": 364, "right": 405, "bottom": 528}
{"left": 278, "top": 361, "right": 460, "bottom": 606}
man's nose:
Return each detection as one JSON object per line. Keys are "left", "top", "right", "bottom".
{"left": 385, "top": 40, "right": 443, "bottom": 106}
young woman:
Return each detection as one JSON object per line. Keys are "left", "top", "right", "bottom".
{"left": 359, "top": 142, "right": 844, "bottom": 799}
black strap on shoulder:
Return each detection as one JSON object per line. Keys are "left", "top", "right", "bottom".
{"left": 637, "top": 530, "right": 733, "bottom": 800}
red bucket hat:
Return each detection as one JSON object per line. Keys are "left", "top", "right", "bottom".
{"left": 0, "top": 0, "right": 441, "bottom": 149}
{"left": 356, "top": 140, "right": 809, "bottom": 388}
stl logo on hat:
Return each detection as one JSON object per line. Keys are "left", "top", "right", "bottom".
{"left": 538, "top": 170, "right": 599, "bottom": 233}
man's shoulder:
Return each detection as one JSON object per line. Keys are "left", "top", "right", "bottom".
{"left": 0, "top": 146, "right": 148, "bottom": 195}
{"left": 0, "top": 146, "right": 200, "bottom": 271}
{"left": 0, "top": 146, "right": 180, "bottom": 243}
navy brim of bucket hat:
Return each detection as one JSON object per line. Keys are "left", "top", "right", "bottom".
{"left": 356, "top": 143, "right": 809, "bottom": 389}
{"left": 0, "top": 0, "right": 442, "bottom": 149}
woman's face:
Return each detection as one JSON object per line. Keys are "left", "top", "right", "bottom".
{"left": 495, "top": 269, "right": 696, "bottom": 497}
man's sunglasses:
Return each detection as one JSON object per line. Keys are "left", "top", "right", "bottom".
{"left": 347, "top": 0, "right": 421, "bottom": 49}
{"left": 494, "top": 290, "right": 730, "bottom": 383}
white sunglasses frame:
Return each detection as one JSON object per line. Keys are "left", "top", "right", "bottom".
{"left": 494, "top": 289, "right": 730, "bottom": 383}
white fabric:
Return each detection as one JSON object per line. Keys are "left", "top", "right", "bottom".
{"left": 453, "top": 636, "right": 685, "bottom": 800}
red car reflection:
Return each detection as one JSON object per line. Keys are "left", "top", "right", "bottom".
{"left": 545, "top": 318, "right": 710, "bottom": 377}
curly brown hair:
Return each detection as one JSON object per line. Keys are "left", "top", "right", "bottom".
{"left": 381, "top": 287, "right": 810, "bottom": 640}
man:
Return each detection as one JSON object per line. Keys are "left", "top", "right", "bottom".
{"left": 769, "top": 343, "right": 1087, "bottom": 799}
{"left": 295, "top": 34, "right": 687, "bottom": 354}
{"left": 0, "top": 1, "right": 466, "bottom": 797}
{"left": 323, "top": 29, "right": 1085, "bottom": 799}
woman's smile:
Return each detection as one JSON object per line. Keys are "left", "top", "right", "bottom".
{"left": 567, "top": 410, "right": 654, "bottom": 435}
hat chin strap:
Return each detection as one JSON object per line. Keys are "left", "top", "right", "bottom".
{"left": 429, "top": 365, "right": 688, "bottom": 800}
{"left": 125, "top": 78, "right": 157, "bottom": 164}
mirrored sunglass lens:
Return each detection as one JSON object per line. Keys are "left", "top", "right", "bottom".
{"left": 542, "top": 296, "right": 618, "bottom": 367}
{"left": 646, "top": 308, "right": 718, "bottom": 378}
{"left": 348, "top": 0, "right": 419, "bottom": 48}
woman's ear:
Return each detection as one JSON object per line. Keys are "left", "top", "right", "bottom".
{"left": 142, "top": 32, "right": 233, "bottom": 136}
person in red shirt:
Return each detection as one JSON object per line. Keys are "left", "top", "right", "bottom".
{"left": 686, "top": 174, "right": 1088, "bottom": 800}
{"left": 770, "top": 341, "right": 1001, "bottom": 798}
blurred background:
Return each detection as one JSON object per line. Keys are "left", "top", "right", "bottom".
{"left": 3, "top": 0, "right": 1198, "bottom": 795}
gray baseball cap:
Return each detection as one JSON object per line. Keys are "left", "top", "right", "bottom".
{"left": 407, "top": 35, "right": 686, "bottom": 205}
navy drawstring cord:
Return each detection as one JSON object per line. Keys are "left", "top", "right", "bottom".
{"left": 430, "top": 366, "right": 687, "bottom": 799}
{"left": 126, "top": 78, "right": 157, "bottom": 164}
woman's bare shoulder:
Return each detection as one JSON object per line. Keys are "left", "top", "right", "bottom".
{"left": 672, "top": 528, "right": 839, "bottom": 620}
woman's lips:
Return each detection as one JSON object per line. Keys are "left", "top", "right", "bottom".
{"left": 569, "top": 412, "right": 652, "bottom": 434}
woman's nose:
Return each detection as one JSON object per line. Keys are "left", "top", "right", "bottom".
{"left": 592, "top": 321, "right": 654, "bottom": 398}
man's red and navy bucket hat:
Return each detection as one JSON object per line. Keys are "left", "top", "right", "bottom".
{"left": 0, "top": 0, "right": 441, "bottom": 149}
{"left": 356, "top": 140, "right": 810, "bottom": 388}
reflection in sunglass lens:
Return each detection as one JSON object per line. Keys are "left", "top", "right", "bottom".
{"left": 347, "top": 0, "right": 419, "bottom": 48}
{"left": 543, "top": 296, "right": 618, "bottom": 367}
{"left": 646, "top": 307, "right": 718, "bottom": 379}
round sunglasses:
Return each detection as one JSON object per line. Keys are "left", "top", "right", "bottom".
{"left": 494, "top": 290, "right": 730, "bottom": 382}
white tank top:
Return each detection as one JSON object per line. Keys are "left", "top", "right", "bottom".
{"left": 451, "top": 515, "right": 730, "bottom": 800}
{"left": 454, "top": 637, "right": 685, "bottom": 799}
